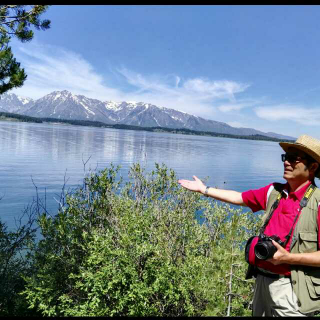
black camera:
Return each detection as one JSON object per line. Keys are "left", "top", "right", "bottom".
{"left": 254, "top": 234, "right": 285, "bottom": 260}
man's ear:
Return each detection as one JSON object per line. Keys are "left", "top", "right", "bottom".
{"left": 310, "top": 162, "right": 319, "bottom": 174}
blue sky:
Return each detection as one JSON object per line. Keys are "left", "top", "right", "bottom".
{"left": 9, "top": 5, "right": 320, "bottom": 139}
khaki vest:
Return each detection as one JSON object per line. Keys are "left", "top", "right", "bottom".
{"left": 263, "top": 184, "right": 320, "bottom": 314}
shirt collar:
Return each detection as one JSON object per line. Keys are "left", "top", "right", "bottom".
{"left": 283, "top": 181, "right": 312, "bottom": 201}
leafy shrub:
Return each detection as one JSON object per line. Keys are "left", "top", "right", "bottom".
{"left": 21, "top": 163, "right": 260, "bottom": 316}
{"left": 0, "top": 209, "right": 38, "bottom": 316}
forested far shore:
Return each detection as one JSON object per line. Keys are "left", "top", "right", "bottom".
{"left": 0, "top": 111, "right": 294, "bottom": 143}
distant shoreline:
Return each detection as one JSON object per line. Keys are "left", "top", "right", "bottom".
{"left": 0, "top": 111, "right": 295, "bottom": 143}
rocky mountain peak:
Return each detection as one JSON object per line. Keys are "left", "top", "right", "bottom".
{"left": 0, "top": 90, "right": 296, "bottom": 140}
{"left": 0, "top": 92, "right": 34, "bottom": 113}
{"left": 44, "top": 90, "right": 73, "bottom": 100}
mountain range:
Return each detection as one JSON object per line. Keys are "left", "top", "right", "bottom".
{"left": 0, "top": 90, "right": 295, "bottom": 140}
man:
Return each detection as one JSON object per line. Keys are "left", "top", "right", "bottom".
{"left": 178, "top": 134, "right": 320, "bottom": 317}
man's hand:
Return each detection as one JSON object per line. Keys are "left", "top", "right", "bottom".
{"left": 178, "top": 176, "right": 246, "bottom": 206}
{"left": 267, "top": 240, "right": 291, "bottom": 265}
{"left": 268, "top": 241, "right": 320, "bottom": 267}
{"left": 178, "top": 175, "right": 206, "bottom": 194}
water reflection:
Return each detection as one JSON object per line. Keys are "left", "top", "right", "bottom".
{"left": 0, "top": 121, "right": 286, "bottom": 230}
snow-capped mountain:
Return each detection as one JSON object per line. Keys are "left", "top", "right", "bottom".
{"left": 22, "top": 90, "right": 114, "bottom": 123}
{"left": 0, "top": 93, "right": 34, "bottom": 113}
{"left": 0, "top": 90, "right": 294, "bottom": 140}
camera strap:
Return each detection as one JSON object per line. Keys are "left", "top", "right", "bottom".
{"left": 259, "top": 190, "right": 283, "bottom": 236}
{"left": 283, "top": 183, "right": 316, "bottom": 247}
{"left": 259, "top": 183, "right": 317, "bottom": 247}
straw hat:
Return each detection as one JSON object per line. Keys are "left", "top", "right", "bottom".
{"left": 279, "top": 134, "right": 320, "bottom": 178}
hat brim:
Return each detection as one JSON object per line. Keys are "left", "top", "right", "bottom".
{"left": 279, "top": 142, "right": 320, "bottom": 178}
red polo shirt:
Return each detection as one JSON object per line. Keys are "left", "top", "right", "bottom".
{"left": 242, "top": 181, "right": 320, "bottom": 276}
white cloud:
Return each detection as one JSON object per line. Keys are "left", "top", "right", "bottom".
{"left": 219, "top": 103, "right": 248, "bottom": 113}
{"left": 218, "top": 100, "right": 259, "bottom": 113}
{"left": 254, "top": 105, "right": 320, "bottom": 126}
{"left": 118, "top": 67, "right": 249, "bottom": 101}
{"left": 10, "top": 42, "right": 251, "bottom": 118}
{"left": 11, "top": 42, "right": 123, "bottom": 101}
{"left": 182, "top": 78, "right": 249, "bottom": 100}
{"left": 117, "top": 67, "right": 250, "bottom": 117}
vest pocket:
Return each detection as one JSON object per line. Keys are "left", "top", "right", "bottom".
{"left": 298, "top": 232, "right": 318, "bottom": 253}
{"left": 305, "top": 275, "right": 320, "bottom": 299}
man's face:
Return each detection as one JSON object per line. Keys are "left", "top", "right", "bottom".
{"left": 283, "top": 147, "right": 311, "bottom": 183}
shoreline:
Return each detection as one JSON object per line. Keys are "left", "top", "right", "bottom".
{"left": 0, "top": 111, "right": 294, "bottom": 143}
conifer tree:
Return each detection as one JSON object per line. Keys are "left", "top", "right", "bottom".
{"left": 0, "top": 5, "right": 51, "bottom": 95}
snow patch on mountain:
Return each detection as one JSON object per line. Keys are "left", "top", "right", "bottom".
{"left": 53, "top": 93, "right": 61, "bottom": 101}
{"left": 79, "top": 101, "right": 95, "bottom": 115}
{"left": 104, "top": 101, "right": 121, "bottom": 111}
{"left": 171, "top": 116, "right": 183, "bottom": 122}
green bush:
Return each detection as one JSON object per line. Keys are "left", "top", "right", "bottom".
{"left": 20, "top": 163, "right": 260, "bottom": 316}
{"left": 0, "top": 211, "right": 38, "bottom": 316}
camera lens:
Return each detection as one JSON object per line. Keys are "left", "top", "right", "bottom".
{"left": 255, "top": 243, "right": 269, "bottom": 260}
{"left": 255, "top": 241, "right": 276, "bottom": 260}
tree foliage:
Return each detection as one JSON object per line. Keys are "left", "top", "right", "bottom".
{"left": 0, "top": 5, "right": 51, "bottom": 95}
{"left": 19, "top": 163, "right": 260, "bottom": 316}
{"left": 0, "top": 35, "right": 26, "bottom": 94}
{"left": 0, "top": 202, "right": 39, "bottom": 316}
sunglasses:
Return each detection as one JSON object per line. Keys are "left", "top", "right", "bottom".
{"left": 281, "top": 153, "right": 307, "bottom": 163}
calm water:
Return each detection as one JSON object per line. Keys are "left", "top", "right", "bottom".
{"left": 0, "top": 121, "right": 287, "bottom": 230}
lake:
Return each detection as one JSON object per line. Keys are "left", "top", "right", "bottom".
{"left": 0, "top": 121, "right": 287, "bottom": 230}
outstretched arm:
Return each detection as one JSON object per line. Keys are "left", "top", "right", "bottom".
{"left": 178, "top": 175, "right": 247, "bottom": 206}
